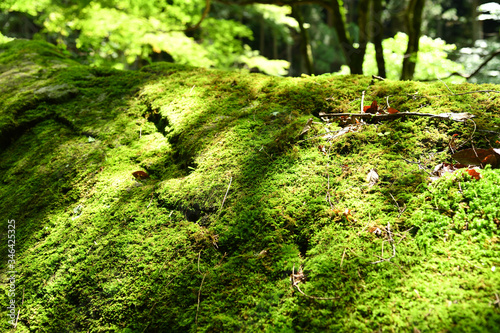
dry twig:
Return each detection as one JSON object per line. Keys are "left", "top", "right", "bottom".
{"left": 318, "top": 111, "right": 475, "bottom": 122}
{"left": 291, "top": 265, "right": 338, "bottom": 300}
{"left": 371, "top": 222, "right": 396, "bottom": 264}
{"left": 389, "top": 193, "right": 406, "bottom": 217}
{"left": 220, "top": 176, "right": 232, "bottom": 210}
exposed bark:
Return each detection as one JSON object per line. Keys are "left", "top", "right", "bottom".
{"left": 292, "top": 5, "right": 315, "bottom": 74}
{"left": 401, "top": 0, "right": 425, "bottom": 80}
{"left": 372, "top": 0, "right": 386, "bottom": 77}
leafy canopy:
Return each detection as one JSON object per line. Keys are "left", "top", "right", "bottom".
{"left": 0, "top": 0, "right": 291, "bottom": 74}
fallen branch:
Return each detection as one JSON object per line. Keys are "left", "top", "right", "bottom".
{"left": 318, "top": 111, "right": 475, "bottom": 122}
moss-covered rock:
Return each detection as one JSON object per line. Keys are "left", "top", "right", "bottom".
{"left": 1, "top": 39, "right": 499, "bottom": 332}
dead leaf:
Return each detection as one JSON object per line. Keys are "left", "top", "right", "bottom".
{"left": 368, "top": 226, "right": 382, "bottom": 236}
{"left": 132, "top": 171, "right": 149, "bottom": 180}
{"left": 363, "top": 100, "right": 378, "bottom": 114}
{"left": 298, "top": 117, "right": 313, "bottom": 136}
{"left": 318, "top": 145, "right": 327, "bottom": 155}
{"left": 387, "top": 107, "right": 399, "bottom": 114}
{"left": 366, "top": 169, "right": 379, "bottom": 187}
{"left": 464, "top": 168, "right": 482, "bottom": 180}
{"left": 452, "top": 147, "right": 500, "bottom": 168}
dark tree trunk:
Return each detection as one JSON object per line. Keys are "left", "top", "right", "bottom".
{"left": 401, "top": 0, "right": 426, "bottom": 80}
{"left": 329, "top": 0, "right": 370, "bottom": 74}
{"left": 372, "top": 0, "right": 386, "bottom": 77}
{"left": 292, "top": 5, "right": 315, "bottom": 75}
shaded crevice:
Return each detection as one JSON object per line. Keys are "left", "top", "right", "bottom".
{"left": 0, "top": 113, "right": 82, "bottom": 149}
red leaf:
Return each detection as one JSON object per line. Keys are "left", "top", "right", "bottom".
{"left": 132, "top": 171, "right": 149, "bottom": 180}
{"left": 464, "top": 168, "right": 482, "bottom": 180}
{"left": 363, "top": 100, "right": 378, "bottom": 114}
{"left": 387, "top": 107, "right": 399, "bottom": 114}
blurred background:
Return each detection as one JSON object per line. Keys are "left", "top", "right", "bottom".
{"left": 0, "top": 0, "right": 499, "bottom": 83}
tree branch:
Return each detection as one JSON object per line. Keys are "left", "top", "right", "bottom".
{"left": 186, "top": 0, "right": 212, "bottom": 32}
{"left": 422, "top": 49, "right": 500, "bottom": 81}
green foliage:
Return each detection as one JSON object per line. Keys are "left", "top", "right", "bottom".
{"left": 360, "top": 32, "right": 466, "bottom": 82}
{"left": 0, "top": 0, "right": 290, "bottom": 75}
{"left": 0, "top": 31, "right": 13, "bottom": 44}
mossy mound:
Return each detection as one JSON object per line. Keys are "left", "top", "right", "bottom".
{"left": 1, "top": 39, "right": 499, "bottom": 332}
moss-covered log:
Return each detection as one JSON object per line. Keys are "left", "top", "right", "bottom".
{"left": 1, "top": 39, "right": 500, "bottom": 332}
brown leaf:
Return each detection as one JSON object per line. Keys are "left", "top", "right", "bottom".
{"left": 298, "top": 117, "right": 314, "bottom": 136}
{"left": 363, "top": 100, "right": 378, "bottom": 114}
{"left": 386, "top": 107, "right": 399, "bottom": 114}
{"left": 464, "top": 168, "right": 482, "bottom": 180}
{"left": 368, "top": 226, "right": 382, "bottom": 235}
{"left": 452, "top": 148, "right": 500, "bottom": 168}
{"left": 132, "top": 170, "right": 149, "bottom": 180}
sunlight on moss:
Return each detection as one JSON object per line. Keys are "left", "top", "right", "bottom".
{"left": 0, "top": 39, "right": 499, "bottom": 332}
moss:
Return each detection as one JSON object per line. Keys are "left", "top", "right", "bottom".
{"left": 1, "top": 39, "right": 499, "bottom": 332}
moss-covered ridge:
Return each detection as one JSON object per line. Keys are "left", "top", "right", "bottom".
{"left": 0, "top": 39, "right": 499, "bottom": 332}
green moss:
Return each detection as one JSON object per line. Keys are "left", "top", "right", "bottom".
{"left": 1, "top": 39, "right": 499, "bottom": 332}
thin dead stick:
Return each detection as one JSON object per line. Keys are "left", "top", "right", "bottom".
{"left": 220, "top": 176, "right": 232, "bottom": 210}
{"left": 439, "top": 78, "right": 454, "bottom": 95}
{"left": 340, "top": 248, "right": 346, "bottom": 268}
{"left": 493, "top": 293, "right": 500, "bottom": 308}
{"left": 325, "top": 139, "right": 335, "bottom": 209}
{"left": 389, "top": 193, "right": 406, "bottom": 217}
{"left": 147, "top": 192, "right": 154, "bottom": 208}
{"left": 195, "top": 273, "right": 207, "bottom": 324}
{"left": 360, "top": 91, "right": 366, "bottom": 113}
{"left": 449, "top": 90, "right": 500, "bottom": 96}
{"left": 318, "top": 112, "right": 474, "bottom": 122}
{"left": 291, "top": 265, "right": 338, "bottom": 300}
{"left": 195, "top": 252, "right": 227, "bottom": 325}
{"left": 371, "top": 222, "right": 396, "bottom": 264}
{"left": 454, "top": 119, "right": 477, "bottom": 150}
{"left": 13, "top": 287, "right": 25, "bottom": 329}
{"left": 400, "top": 158, "right": 433, "bottom": 176}
{"left": 465, "top": 258, "right": 483, "bottom": 270}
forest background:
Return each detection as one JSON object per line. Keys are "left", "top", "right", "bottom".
{"left": 1, "top": 0, "right": 499, "bottom": 83}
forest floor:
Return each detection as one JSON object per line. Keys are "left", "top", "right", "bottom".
{"left": 1, "top": 39, "right": 500, "bottom": 332}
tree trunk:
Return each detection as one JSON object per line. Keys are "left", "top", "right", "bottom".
{"left": 329, "top": 0, "right": 369, "bottom": 74}
{"left": 372, "top": 0, "right": 386, "bottom": 77}
{"left": 352, "top": 0, "right": 370, "bottom": 74}
{"left": 401, "top": 0, "right": 426, "bottom": 80}
{"left": 292, "top": 6, "right": 314, "bottom": 75}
